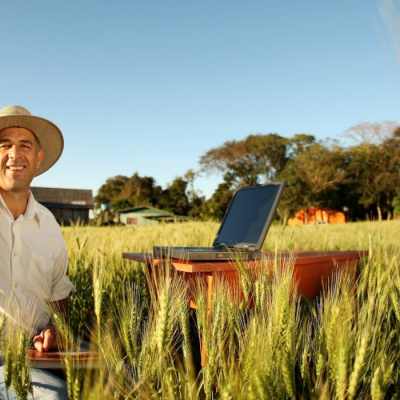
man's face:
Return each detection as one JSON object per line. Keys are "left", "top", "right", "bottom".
{"left": 0, "top": 127, "right": 44, "bottom": 193}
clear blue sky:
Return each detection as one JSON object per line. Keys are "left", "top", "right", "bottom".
{"left": 1, "top": 0, "right": 399, "bottom": 199}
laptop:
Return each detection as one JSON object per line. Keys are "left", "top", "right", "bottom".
{"left": 153, "top": 181, "right": 285, "bottom": 261}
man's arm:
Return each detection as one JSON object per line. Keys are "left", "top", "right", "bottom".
{"left": 32, "top": 297, "right": 68, "bottom": 352}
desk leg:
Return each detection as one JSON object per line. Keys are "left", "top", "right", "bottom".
{"left": 201, "top": 274, "right": 213, "bottom": 367}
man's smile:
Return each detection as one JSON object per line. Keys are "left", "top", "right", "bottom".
{"left": 7, "top": 164, "right": 25, "bottom": 171}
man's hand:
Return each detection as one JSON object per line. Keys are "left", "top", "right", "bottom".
{"left": 33, "top": 324, "right": 59, "bottom": 352}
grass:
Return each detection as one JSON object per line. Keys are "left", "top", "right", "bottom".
{"left": 2, "top": 219, "right": 400, "bottom": 398}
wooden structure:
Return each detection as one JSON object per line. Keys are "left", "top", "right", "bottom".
{"left": 31, "top": 187, "right": 94, "bottom": 226}
{"left": 123, "top": 250, "right": 367, "bottom": 366}
{"left": 287, "top": 206, "right": 346, "bottom": 226}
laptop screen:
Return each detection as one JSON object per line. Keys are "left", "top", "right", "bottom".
{"left": 213, "top": 182, "right": 285, "bottom": 249}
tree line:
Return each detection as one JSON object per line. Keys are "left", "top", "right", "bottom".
{"left": 94, "top": 121, "right": 400, "bottom": 222}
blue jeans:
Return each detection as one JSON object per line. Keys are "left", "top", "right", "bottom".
{"left": 0, "top": 359, "right": 69, "bottom": 400}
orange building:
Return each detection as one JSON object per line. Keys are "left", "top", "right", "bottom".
{"left": 287, "top": 206, "right": 346, "bottom": 226}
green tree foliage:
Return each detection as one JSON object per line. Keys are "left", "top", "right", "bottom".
{"left": 275, "top": 134, "right": 317, "bottom": 219}
{"left": 294, "top": 141, "right": 347, "bottom": 202}
{"left": 158, "top": 177, "right": 190, "bottom": 216}
{"left": 94, "top": 173, "right": 162, "bottom": 212}
{"left": 392, "top": 196, "right": 400, "bottom": 218}
{"left": 204, "top": 176, "right": 236, "bottom": 220}
{"left": 199, "top": 133, "right": 292, "bottom": 187}
{"left": 118, "top": 173, "right": 162, "bottom": 208}
{"left": 199, "top": 125, "right": 399, "bottom": 221}
{"left": 183, "top": 169, "right": 207, "bottom": 219}
{"left": 95, "top": 175, "right": 129, "bottom": 208}
{"left": 94, "top": 173, "right": 205, "bottom": 218}
{"left": 199, "top": 133, "right": 316, "bottom": 221}
{"left": 346, "top": 125, "right": 400, "bottom": 220}
{"left": 278, "top": 141, "right": 348, "bottom": 221}
{"left": 94, "top": 122, "right": 400, "bottom": 222}
{"left": 287, "top": 133, "right": 316, "bottom": 158}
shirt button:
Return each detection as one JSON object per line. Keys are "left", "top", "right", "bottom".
{"left": 14, "top": 283, "right": 19, "bottom": 288}
{"left": 13, "top": 252, "right": 17, "bottom": 257}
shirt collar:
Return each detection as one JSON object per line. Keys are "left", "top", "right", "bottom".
{"left": 0, "top": 191, "right": 40, "bottom": 224}
{"left": 24, "top": 191, "right": 38, "bottom": 220}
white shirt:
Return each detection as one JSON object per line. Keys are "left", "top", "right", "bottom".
{"left": 0, "top": 191, "right": 75, "bottom": 332}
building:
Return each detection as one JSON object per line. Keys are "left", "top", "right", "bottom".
{"left": 117, "top": 205, "right": 189, "bottom": 226}
{"left": 31, "top": 187, "right": 94, "bottom": 226}
{"left": 287, "top": 206, "right": 346, "bottom": 226}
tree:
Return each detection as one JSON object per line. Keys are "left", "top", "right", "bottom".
{"left": 199, "top": 133, "right": 290, "bottom": 189}
{"left": 277, "top": 134, "right": 317, "bottom": 220}
{"left": 158, "top": 177, "right": 190, "bottom": 216}
{"left": 94, "top": 173, "right": 162, "bottom": 212}
{"left": 278, "top": 160, "right": 306, "bottom": 220}
{"left": 278, "top": 141, "right": 348, "bottom": 223}
{"left": 182, "top": 169, "right": 206, "bottom": 219}
{"left": 286, "top": 133, "right": 316, "bottom": 158}
{"left": 245, "top": 133, "right": 289, "bottom": 181}
{"left": 199, "top": 137, "right": 258, "bottom": 187}
{"left": 343, "top": 121, "right": 398, "bottom": 145}
{"left": 347, "top": 128, "right": 400, "bottom": 220}
{"left": 295, "top": 141, "right": 347, "bottom": 202}
{"left": 392, "top": 196, "right": 400, "bottom": 218}
{"left": 110, "top": 198, "right": 133, "bottom": 212}
{"left": 94, "top": 175, "right": 129, "bottom": 209}
{"left": 119, "top": 173, "right": 162, "bottom": 208}
{"left": 203, "top": 177, "right": 235, "bottom": 221}
{"left": 187, "top": 194, "right": 206, "bottom": 219}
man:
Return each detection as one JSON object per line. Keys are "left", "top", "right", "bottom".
{"left": 0, "top": 105, "right": 75, "bottom": 399}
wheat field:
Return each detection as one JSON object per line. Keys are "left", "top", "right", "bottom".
{"left": 2, "top": 220, "right": 400, "bottom": 399}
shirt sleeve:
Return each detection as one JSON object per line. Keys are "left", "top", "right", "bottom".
{"left": 49, "top": 245, "right": 76, "bottom": 302}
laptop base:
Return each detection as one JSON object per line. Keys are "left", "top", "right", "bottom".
{"left": 153, "top": 246, "right": 262, "bottom": 261}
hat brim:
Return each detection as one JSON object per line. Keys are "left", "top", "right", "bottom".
{"left": 0, "top": 115, "right": 64, "bottom": 176}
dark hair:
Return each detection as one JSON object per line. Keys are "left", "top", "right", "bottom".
{"left": 31, "top": 131, "right": 42, "bottom": 151}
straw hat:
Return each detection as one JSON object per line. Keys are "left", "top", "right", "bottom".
{"left": 0, "top": 105, "right": 64, "bottom": 176}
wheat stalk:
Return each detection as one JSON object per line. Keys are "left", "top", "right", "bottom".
{"left": 347, "top": 333, "right": 370, "bottom": 399}
{"left": 57, "top": 220, "right": 400, "bottom": 397}
{"left": 371, "top": 365, "right": 384, "bottom": 400}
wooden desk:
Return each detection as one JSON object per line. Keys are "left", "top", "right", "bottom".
{"left": 123, "top": 250, "right": 367, "bottom": 365}
{"left": 123, "top": 250, "right": 367, "bottom": 299}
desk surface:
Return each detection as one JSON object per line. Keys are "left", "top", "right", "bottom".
{"left": 123, "top": 250, "right": 368, "bottom": 273}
